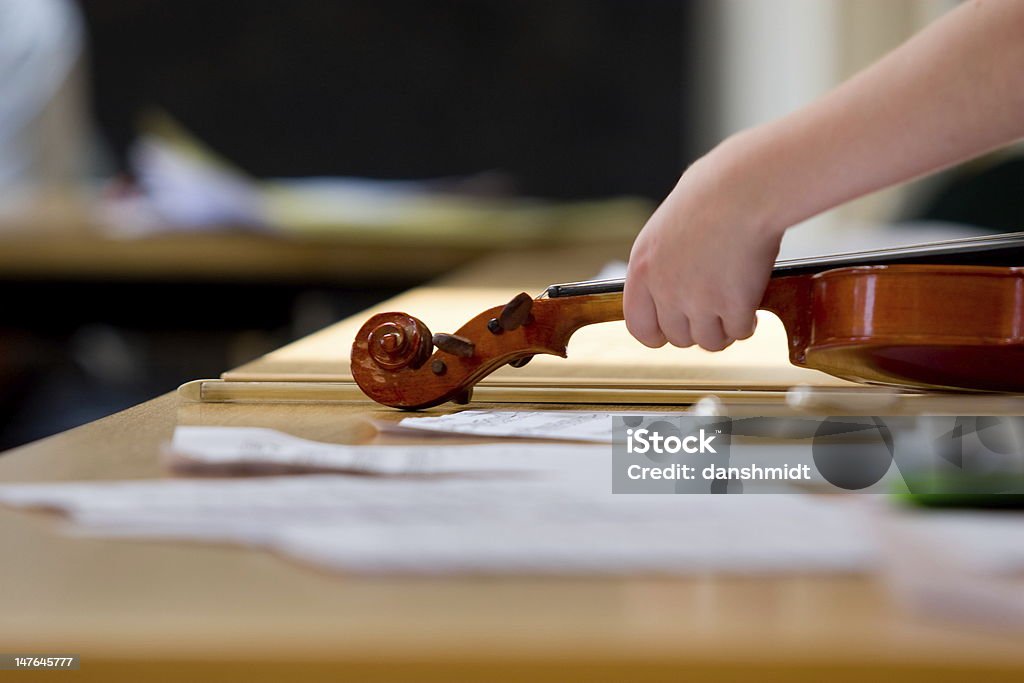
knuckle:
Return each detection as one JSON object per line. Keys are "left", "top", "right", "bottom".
{"left": 725, "top": 312, "right": 757, "bottom": 340}
{"left": 640, "top": 334, "right": 668, "bottom": 349}
{"left": 658, "top": 312, "right": 693, "bottom": 349}
{"left": 691, "top": 315, "right": 730, "bottom": 352}
{"left": 699, "top": 337, "right": 730, "bottom": 352}
{"left": 626, "top": 319, "right": 666, "bottom": 348}
{"left": 734, "top": 322, "right": 756, "bottom": 340}
{"left": 626, "top": 252, "right": 652, "bottom": 279}
{"left": 665, "top": 332, "right": 694, "bottom": 349}
{"left": 716, "top": 337, "right": 737, "bottom": 351}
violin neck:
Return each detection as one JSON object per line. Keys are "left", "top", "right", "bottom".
{"left": 545, "top": 230, "right": 1024, "bottom": 299}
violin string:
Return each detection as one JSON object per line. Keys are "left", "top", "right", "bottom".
{"left": 545, "top": 230, "right": 1024, "bottom": 298}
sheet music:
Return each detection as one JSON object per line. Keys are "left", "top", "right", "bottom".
{"left": 0, "top": 426, "right": 876, "bottom": 575}
{"left": 168, "top": 425, "right": 597, "bottom": 475}
{"left": 393, "top": 410, "right": 647, "bottom": 443}
{"left": 6, "top": 426, "right": 1024, "bottom": 578}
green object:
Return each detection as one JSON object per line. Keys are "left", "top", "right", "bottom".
{"left": 894, "top": 473, "right": 1024, "bottom": 509}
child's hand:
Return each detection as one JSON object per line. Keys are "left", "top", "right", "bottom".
{"left": 624, "top": 144, "right": 785, "bottom": 351}
{"left": 625, "top": 0, "right": 1024, "bottom": 353}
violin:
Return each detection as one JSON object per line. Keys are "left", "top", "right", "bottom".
{"left": 351, "top": 232, "right": 1024, "bottom": 409}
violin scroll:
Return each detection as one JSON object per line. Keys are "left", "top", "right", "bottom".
{"left": 365, "top": 313, "right": 433, "bottom": 371}
{"left": 351, "top": 291, "right": 623, "bottom": 409}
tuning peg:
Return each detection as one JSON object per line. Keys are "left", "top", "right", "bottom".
{"left": 431, "top": 333, "right": 475, "bottom": 358}
{"left": 498, "top": 292, "right": 533, "bottom": 332}
{"left": 452, "top": 388, "right": 473, "bottom": 405}
{"left": 508, "top": 355, "right": 533, "bottom": 368}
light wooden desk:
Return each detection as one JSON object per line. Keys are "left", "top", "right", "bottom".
{"left": 0, "top": 222, "right": 486, "bottom": 284}
{"left": 2, "top": 246, "right": 1023, "bottom": 682}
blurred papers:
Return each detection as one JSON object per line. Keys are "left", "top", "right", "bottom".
{"left": 0, "top": 426, "right": 873, "bottom": 576}
{"left": 4, "top": 425, "right": 1024, "bottom": 589}
{"left": 101, "top": 115, "right": 650, "bottom": 245}
{"left": 391, "top": 410, "right": 628, "bottom": 443}
{"left": 166, "top": 425, "right": 601, "bottom": 476}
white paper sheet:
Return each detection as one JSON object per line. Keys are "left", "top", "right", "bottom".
{"left": 0, "top": 426, "right": 882, "bottom": 575}
{"left": 393, "top": 410, "right": 632, "bottom": 442}
{"left": 168, "top": 425, "right": 597, "bottom": 475}
{"left": 5, "top": 426, "right": 1024, "bottom": 583}
{"left": 0, "top": 475, "right": 874, "bottom": 575}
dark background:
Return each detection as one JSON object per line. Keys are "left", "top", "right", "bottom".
{"left": 1, "top": 1, "right": 694, "bottom": 450}
{"left": 82, "top": 0, "right": 691, "bottom": 200}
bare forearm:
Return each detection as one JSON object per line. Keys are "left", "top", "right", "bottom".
{"left": 625, "top": 1, "right": 1024, "bottom": 352}
{"left": 714, "top": 0, "right": 1024, "bottom": 232}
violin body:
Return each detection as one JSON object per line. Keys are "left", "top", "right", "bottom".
{"left": 763, "top": 264, "right": 1024, "bottom": 392}
{"left": 352, "top": 260, "right": 1024, "bottom": 409}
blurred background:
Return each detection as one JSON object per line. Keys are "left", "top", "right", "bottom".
{"left": 1, "top": 0, "right": 1019, "bottom": 450}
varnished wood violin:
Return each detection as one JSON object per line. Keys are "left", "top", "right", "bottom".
{"left": 352, "top": 232, "right": 1024, "bottom": 409}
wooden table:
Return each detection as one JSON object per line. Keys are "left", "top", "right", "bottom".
{"left": 0, "top": 223, "right": 488, "bottom": 285}
{"left": 0, "top": 196, "right": 647, "bottom": 284}
{"left": 2, "top": 246, "right": 1023, "bottom": 682}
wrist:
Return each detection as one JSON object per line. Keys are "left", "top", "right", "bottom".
{"left": 704, "top": 128, "right": 794, "bottom": 240}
